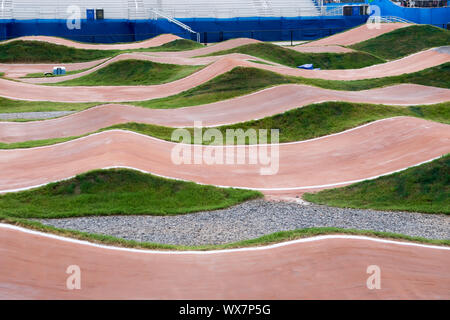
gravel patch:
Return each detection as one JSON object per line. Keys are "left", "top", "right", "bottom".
{"left": 37, "top": 200, "right": 450, "bottom": 246}
{"left": 0, "top": 111, "right": 75, "bottom": 120}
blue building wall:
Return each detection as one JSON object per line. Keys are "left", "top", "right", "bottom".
{"left": 370, "top": 0, "right": 449, "bottom": 27}
{"left": 0, "top": 14, "right": 369, "bottom": 43}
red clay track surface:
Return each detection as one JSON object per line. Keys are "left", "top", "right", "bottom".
{"left": 1, "top": 26, "right": 449, "bottom": 301}
{"left": 292, "top": 48, "right": 449, "bottom": 80}
{"left": 1, "top": 84, "right": 449, "bottom": 143}
{"left": 0, "top": 38, "right": 262, "bottom": 80}
{"left": 16, "top": 46, "right": 449, "bottom": 85}
{"left": 1, "top": 117, "right": 449, "bottom": 194}
{"left": 0, "top": 58, "right": 109, "bottom": 78}
{"left": 17, "top": 53, "right": 274, "bottom": 85}
{"left": 1, "top": 225, "right": 449, "bottom": 300}
{"left": 0, "top": 57, "right": 241, "bottom": 102}
{"left": 0, "top": 34, "right": 181, "bottom": 50}
{"left": 146, "top": 38, "right": 261, "bottom": 58}
{"left": 0, "top": 50, "right": 449, "bottom": 102}
{"left": 300, "top": 23, "right": 412, "bottom": 47}
{"left": 1, "top": 47, "right": 448, "bottom": 100}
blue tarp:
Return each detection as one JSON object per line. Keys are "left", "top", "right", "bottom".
{"left": 298, "top": 64, "right": 314, "bottom": 69}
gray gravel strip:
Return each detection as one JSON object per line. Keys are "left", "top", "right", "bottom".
{"left": 0, "top": 111, "right": 75, "bottom": 120}
{"left": 36, "top": 200, "right": 450, "bottom": 246}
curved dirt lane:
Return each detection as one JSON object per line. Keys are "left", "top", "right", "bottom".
{"left": 1, "top": 84, "right": 449, "bottom": 143}
{"left": 8, "top": 46, "right": 450, "bottom": 85}
{"left": 300, "top": 23, "right": 412, "bottom": 47}
{"left": 18, "top": 53, "right": 275, "bottom": 85}
{"left": 145, "top": 38, "right": 261, "bottom": 58}
{"left": 0, "top": 34, "right": 181, "bottom": 50}
{"left": 0, "top": 56, "right": 449, "bottom": 102}
{"left": 0, "top": 48, "right": 448, "bottom": 102}
{"left": 0, "top": 58, "right": 110, "bottom": 78}
{"left": 0, "top": 57, "right": 240, "bottom": 102}
{"left": 0, "top": 117, "right": 449, "bottom": 194}
{"left": 287, "top": 48, "right": 450, "bottom": 81}
{"left": 1, "top": 225, "right": 449, "bottom": 300}
{"left": 0, "top": 39, "right": 262, "bottom": 80}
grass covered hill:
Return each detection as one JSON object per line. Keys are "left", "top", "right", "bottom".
{"left": 0, "top": 169, "right": 262, "bottom": 219}
{"left": 351, "top": 25, "right": 450, "bottom": 60}
{"left": 1, "top": 101, "right": 448, "bottom": 150}
{"left": 201, "top": 42, "right": 384, "bottom": 69}
{"left": 0, "top": 40, "right": 118, "bottom": 63}
{"left": 1, "top": 63, "right": 449, "bottom": 114}
{"left": 53, "top": 60, "right": 202, "bottom": 86}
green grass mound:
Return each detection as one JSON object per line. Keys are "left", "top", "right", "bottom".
{"left": 0, "top": 96, "right": 97, "bottom": 114}
{"left": 201, "top": 42, "right": 384, "bottom": 69}
{"left": 0, "top": 63, "right": 448, "bottom": 115}
{"left": 98, "top": 101, "right": 450, "bottom": 145}
{"left": 0, "top": 40, "right": 118, "bottom": 63}
{"left": 134, "top": 66, "right": 297, "bottom": 109}
{"left": 0, "top": 169, "right": 262, "bottom": 219}
{"left": 53, "top": 59, "right": 202, "bottom": 86}
{"left": 2, "top": 101, "right": 448, "bottom": 150}
{"left": 135, "top": 63, "right": 450, "bottom": 109}
{"left": 351, "top": 25, "right": 450, "bottom": 60}
{"left": 207, "top": 101, "right": 450, "bottom": 143}
{"left": 304, "top": 155, "right": 450, "bottom": 214}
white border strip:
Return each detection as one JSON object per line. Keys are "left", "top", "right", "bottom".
{"left": 1, "top": 223, "right": 448, "bottom": 254}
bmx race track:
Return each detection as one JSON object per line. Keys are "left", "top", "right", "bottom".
{"left": 0, "top": 23, "right": 449, "bottom": 300}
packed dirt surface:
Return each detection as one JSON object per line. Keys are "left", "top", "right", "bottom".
{"left": 299, "top": 23, "right": 412, "bottom": 47}
{"left": 0, "top": 51, "right": 449, "bottom": 102}
{"left": 0, "top": 58, "right": 109, "bottom": 78}
{"left": 1, "top": 225, "right": 449, "bottom": 299}
{"left": 7, "top": 46, "right": 448, "bottom": 84}
{"left": 17, "top": 53, "right": 275, "bottom": 84}
{"left": 1, "top": 25, "right": 449, "bottom": 301}
{"left": 146, "top": 38, "right": 261, "bottom": 58}
{"left": 0, "top": 34, "right": 181, "bottom": 50}
{"left": 0, "top": 117, "right": 448, "bottom": 194}
{"left": 288, "top": 48, "right": 450, "bottom": 80}
{"left": 1, "top": 84, "right": 449, "bottom": 143}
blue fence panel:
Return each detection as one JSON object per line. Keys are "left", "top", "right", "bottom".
{"left": 0, "top": 14, "right": 369, "bottom": 43}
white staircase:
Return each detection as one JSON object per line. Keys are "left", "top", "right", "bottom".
{"left": 150, "top": 8, "right": 200, "bottom": 42}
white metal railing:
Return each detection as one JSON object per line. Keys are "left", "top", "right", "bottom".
{"left": 379, "top": 16, "right": 415, "bottom": 23}
{"left": 322, "top": 5, "right": 344, "bottom": 15}
{"left": 150, "top": 9, "right": 201, "bottom": 42}
{"left": 151, "top": 6, "right": 323, "bottom": 18}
